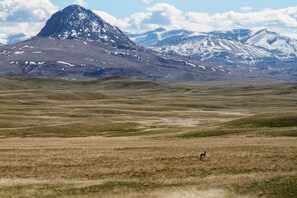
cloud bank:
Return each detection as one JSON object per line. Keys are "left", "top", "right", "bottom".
{"left": 102, "top": 3, "right": 297, "bottom": 38}
{"left": 0, "top": 0, "right": 57, "bottom": 35}
{"left": 1, "top": 1, "right": 297, "bottom": 38}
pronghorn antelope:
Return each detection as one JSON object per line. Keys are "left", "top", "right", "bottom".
{"left": 199, "top": 151, "right": 206, "bottom": 160}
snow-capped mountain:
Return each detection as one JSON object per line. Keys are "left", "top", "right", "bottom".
{"left": 245, "top": 29, "right": 297, "bottom": 58}
{"left": 38, "top": 5, "right": 135, "bottom": 49}
{"left": 127, "top": 28, "right": 297, "bottom": 71}
{"left": 1, "top": 4, "right": 295, "bottom": 81}
{"left": 0, "top": 5, "right": 226, "bottom": 82}
{"left": 127, "top": 28, "right": 192, "bottom": 46}
{"left": 0, "top": 33, "right": 31, "bottom": 46}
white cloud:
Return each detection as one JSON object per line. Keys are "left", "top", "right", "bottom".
{"left": 143, "top": 0, "right": 154, "bottom": 4}
{"left": 0, "top": 0, "right": 57, "bottom": 35}
{"left": 0, "top": 22, "right": 45, "bottom": 36}
{"left": 126, "top": 3, "right": 194, "bottom": 32}
{"left": 211, "top": 8, "right": 297, "bottom": 30}
{"left": 0, "top": 0, "right": 57, "bottom": 22}
{"left": 240, "top": 7, "right": 253, "bottom": 12}
{"left": 93, "top": 10, "right": 130, "bottom": 29}
{"left": 109, "top": 3, "right": 297, "bottom": 38}
{"left": 74, "top": 0, "right": 87, "bottom": 7}
{"left": 94, "top": 3, "right": 189, "bottom": 32}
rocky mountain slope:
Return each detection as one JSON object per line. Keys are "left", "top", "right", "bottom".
{"left": 37, "top": 5, "right": 135, "bottom": 49}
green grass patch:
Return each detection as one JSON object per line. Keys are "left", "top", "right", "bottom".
{"left": 178, "top": 128, "right": 250, "bottom": 138}
{"left": 224, "top": 112, "right": 297, "bottom": 128}
{"left": 0, "top": 122, "right": 142, "bottom": 138}
{"left": 235, "top": 176, "right": 297, "bottom": 198}
{"left": 178, "top": 126, "right": 297, "bottom": 138}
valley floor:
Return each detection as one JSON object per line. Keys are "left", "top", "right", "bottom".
{"left": 0, "top": 77, "right": 296, "bottom": 197}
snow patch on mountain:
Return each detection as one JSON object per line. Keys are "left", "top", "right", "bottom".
{"left": 57, "top": 61, "right": 75, "bottom": 67}
{"left": 14, "top": 51, "right": 25, "bottom": 55}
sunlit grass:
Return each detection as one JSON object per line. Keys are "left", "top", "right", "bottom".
{"left": 0, "top": 77, "right": 296, "bottom": 197}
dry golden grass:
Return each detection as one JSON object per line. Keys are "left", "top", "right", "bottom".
{"left": 0, "top": 77, "right": 296, "bottom": 197}
{"left": 0, "top": 137, "right": 296, "bottom": 197}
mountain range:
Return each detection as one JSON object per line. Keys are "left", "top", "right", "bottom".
{"left": 0, "top": 5, "right": 227, "bottom": 82}
{"left": 127, "top": 28, "right": 297, "bottom": 78}
{"left": 0, "top": 5, "right": 296, "bottom": 81}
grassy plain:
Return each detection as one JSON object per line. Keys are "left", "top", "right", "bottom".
{"left": 0, "top": 77, "right": 296, "bottom": 197}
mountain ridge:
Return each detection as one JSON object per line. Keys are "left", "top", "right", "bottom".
{"left": 37, "top": 5, "right": 136, "bottom": 49}
{"left": 127, "top": 28, "right": 297, "bottom": 73}
{"left": 0, "top": 5, "right": 226, "bottom": 82}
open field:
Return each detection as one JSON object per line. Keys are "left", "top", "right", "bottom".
{"left": 0, "top": 77, "right": 296, "bottom": 197}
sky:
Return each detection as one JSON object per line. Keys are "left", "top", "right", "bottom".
{"left": 52, "top": 0, "right": 297, "bottom": 17}
{"left": 1, "top": 0, "right": 297, "bottom": 38}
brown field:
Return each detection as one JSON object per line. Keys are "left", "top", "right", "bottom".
{"left": 0, "top": 77, "right": 296, "bottom": 197}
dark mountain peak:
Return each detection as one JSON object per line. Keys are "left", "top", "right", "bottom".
{"left": 230, "top": 29, "right": 251, "bottom": 35}
{"left": 62, "top": 4, "right": 85, "bottom": 11}
{"left": 37, "top": 4, "right": 136, "bottom": 48}
{"left": 253, "top": 28, "right": 277, "bottom": 35}
{"left": 154, "top": 27, "right": 166, "bottom": 32}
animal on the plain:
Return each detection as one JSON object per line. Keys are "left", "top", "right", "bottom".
{"left": 199, "top": 151, "right": 206, "bottom": 160}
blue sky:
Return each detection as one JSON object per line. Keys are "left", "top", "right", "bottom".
{"left": 52, "top": 0, "right": 297, "bottom": 18}
{"left": 1, "top": 0, "right": 297, "bottom": 38}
